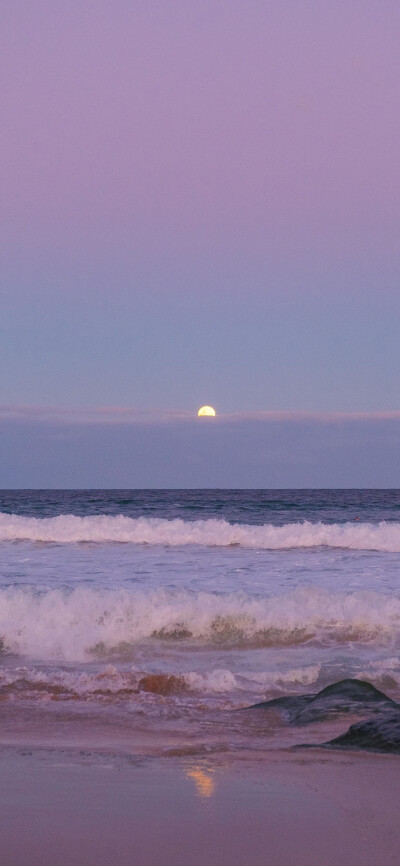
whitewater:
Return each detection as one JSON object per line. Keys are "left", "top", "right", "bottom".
{"left": 2, "top": 512, "right": 400, "bottom": 550}
{"left": 1, "top": 489, "right": 400, "bottom": 743}
{"left": 0, "top": 584, "right": 400, "bottom": 662}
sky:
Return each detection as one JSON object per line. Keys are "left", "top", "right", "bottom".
{"left": 1, "top": 1, "right": 399, "bottom": 486}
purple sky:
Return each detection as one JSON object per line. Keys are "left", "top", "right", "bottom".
{"left": 1, "top": 1, "right": 399, "bottom": 484}
{"left": 2, "top": 1, "right": 399, "bottom": 279}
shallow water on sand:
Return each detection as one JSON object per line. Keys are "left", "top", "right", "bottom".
{"left": 1, "top": 745, "right": 399, "bottom": 866}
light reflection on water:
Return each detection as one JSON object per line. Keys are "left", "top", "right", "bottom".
{"left": 186, "top": 765, "right": 216, "bottom": 798}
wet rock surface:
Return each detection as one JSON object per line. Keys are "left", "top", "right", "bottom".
{"left": 324, "top": 712, "right": 400, "bottom": 754}
{"left": 246, "top": 679, "right": 398, "bottom": 725}
{"left": 246, "top": 679, "right": 400, "bottom": 753}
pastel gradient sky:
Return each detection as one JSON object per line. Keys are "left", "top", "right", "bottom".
{"left": 1, "top": 1, "right": 399, "bottom": 485}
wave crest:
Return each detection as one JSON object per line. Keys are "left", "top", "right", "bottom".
{"left": 1, "top": 513, "right": 400, "bottom": 550}
{"left": 0, "top": 585, "right": 399, "bottom": 661}
{"left": 0, "top": 662, "right": 323, "bottom": 702}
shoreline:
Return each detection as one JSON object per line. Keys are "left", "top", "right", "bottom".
{"left": 0, "top": 741, "right": 398, "bottom": 866}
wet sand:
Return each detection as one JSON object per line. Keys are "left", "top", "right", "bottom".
{"left": 0, "top": 745, "right": 399, "bottom": 866}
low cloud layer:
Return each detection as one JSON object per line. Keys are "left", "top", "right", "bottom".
{"left": 1, "top": 405, "right": 399, "bottom": 488}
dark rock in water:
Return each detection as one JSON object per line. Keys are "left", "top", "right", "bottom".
{"left": 325, "top": 711, "right": 400, "bottom": 754}
{"left": 246, "top": 679, "right": 398, "bottom": 725}
{"left": 252, "top": 679, "right": 400, "bottom": 754}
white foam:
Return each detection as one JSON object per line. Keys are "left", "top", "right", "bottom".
{"left": 1, "top": 513, "right": 400, "bottom": 550}
{"left": 184, "top": 669, "right": 239, "bottom": 693}
{"left": 0, "top": 663, "right": 135, "bottom": 697}
{"left": 184, "top": 664, "right": 322, "bottom": 694}
{"left": 0, "top": 585, "right": 399, "bottom": 661}
{"left": 2, "top": 657, "right": 400, "bottom": 701}
{"left": 0, "top": 661, "right": 321, "bottom": 700}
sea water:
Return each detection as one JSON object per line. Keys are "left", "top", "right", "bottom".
{"left": 0, "top": 489, "right": 400, "bottom": 753}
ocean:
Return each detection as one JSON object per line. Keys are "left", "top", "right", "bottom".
{"left": 1, "top": 489, "right": 400, "bottom": 754}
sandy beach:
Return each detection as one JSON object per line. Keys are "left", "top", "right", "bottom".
{"left": 0, "top": 742, "right": 398, "bottom": 866}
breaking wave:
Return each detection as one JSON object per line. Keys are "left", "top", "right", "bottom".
{"left": 2, "top": 661, "right": 400, "bottom": 703}
{"left": 0, "top": 663, "right": 323, "bottom": 702}
{"left": 1, "top": 513, "right": 400, "bottom": 550}
{"left": 0, "top": 585, "right": 399, "bottom": 661}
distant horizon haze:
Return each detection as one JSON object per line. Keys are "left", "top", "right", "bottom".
{"left": 1, "top": 404, "right": 399, "bottom": 488}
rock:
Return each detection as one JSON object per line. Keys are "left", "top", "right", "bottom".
{"left": 246, "top": 679, "right": 398, "bottom": 725}
{"left": 325, "top": 712, "right": 400, "bottom": 754}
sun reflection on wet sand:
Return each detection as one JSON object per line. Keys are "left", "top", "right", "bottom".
{"left": 186, "top": 765, "right": 216, "bottom": 798}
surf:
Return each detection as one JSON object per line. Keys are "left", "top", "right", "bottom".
{"left": 0, "top": 584, "right": 399, "bottom": 661}
{"left": 1, "top": 513, "right": 400, "bottom": 551}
